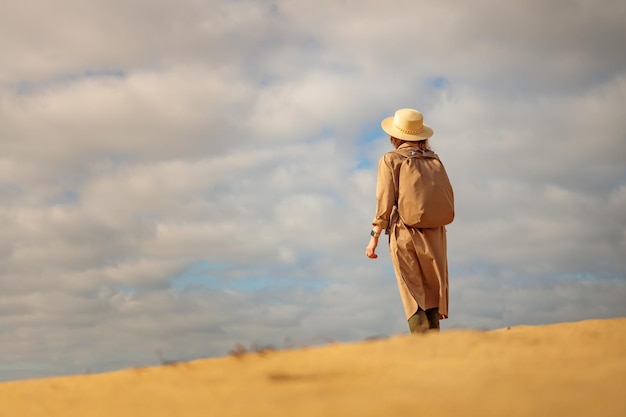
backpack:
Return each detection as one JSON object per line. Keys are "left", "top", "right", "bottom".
{"left": 390, "top": 149, "right": 454, "bottom": 228}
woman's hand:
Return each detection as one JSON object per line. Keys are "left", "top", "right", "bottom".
{"left": 366, "top": 237, "right": 379, "bottom": 259}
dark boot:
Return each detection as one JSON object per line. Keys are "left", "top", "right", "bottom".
{"left": 425, "top": 307, "right": 440, "bottom": 331}
{"left": 407, "top": 308, "right": 429, "bottom": 334}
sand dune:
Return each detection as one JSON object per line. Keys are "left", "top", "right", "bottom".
{"left": 1, "top": 318, "right": 625, "bottom": 417}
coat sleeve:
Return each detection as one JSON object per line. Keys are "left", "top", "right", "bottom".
{"left": 372, "top": 154, "right": 396, "bottom": 230}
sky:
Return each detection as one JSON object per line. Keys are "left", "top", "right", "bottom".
{"left": 1, "top": 0, "right": 625, "bottom": 381}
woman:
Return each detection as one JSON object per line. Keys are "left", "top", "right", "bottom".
{"left": 366, "top": 108, "right": 453, "bottom": 334}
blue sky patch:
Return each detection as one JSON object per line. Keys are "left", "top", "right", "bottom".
{"left": 428, "top": 76, "right": 449, "bottom": 89}
{"left": 169, "top": 260, "right": 332, "bottom": 292}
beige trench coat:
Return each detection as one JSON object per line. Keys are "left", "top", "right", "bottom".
{"left": 372, "top": 143, "right": 450, "bottom": 320}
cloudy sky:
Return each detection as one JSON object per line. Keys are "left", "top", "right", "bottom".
{"left": 1, "top": 0, "right": 625, "bottom": 381}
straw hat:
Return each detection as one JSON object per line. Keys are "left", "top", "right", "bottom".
{"left": 381, "top": 108, "right": 434, "bottom": 141}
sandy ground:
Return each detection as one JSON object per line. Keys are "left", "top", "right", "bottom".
{"left": 1, "top": 318, "right": 625, "bottom": 417}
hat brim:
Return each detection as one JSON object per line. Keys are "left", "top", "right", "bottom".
{"left": 381, "top": 116, "right": 434, "bottom": 141}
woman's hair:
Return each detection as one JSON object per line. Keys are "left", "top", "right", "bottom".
{"left": 390, "top": 137, "right": 431, "bottom": 151}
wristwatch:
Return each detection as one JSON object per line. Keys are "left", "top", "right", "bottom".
{"left": 370, "top": 230, "right": 381, "bottom": 238}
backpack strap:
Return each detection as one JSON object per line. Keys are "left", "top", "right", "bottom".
{"left": 389, "top": 149, "right": 439, "bottom": 160}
